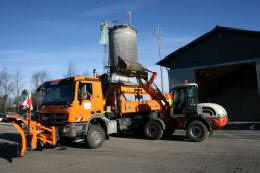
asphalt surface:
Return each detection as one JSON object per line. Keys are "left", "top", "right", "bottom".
{"left": 0, "top": 122, "right": 260, "bottom": 173}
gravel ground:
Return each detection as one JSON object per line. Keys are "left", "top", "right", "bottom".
{"left": 0, "top": 123, "right": 260, "bottom": 173}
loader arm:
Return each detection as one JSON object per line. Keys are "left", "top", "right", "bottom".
{"left": 116, "top": 57, "right": 171, "bottom": 116}
{"left": 137, "top": 69, "right": 171, "bottom": 115}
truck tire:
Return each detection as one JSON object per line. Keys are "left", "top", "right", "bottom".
{"left": 144, "top": 120, "right": 163, "bottom": 140}
{"left": 85, "top": 125, "right": 105, "bottom": 148}
{"left": 186, "top": 120, "right": 208, "bottom": 142}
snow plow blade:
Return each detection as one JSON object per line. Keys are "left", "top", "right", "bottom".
{"left": 12, "top": 122, "right": 27, "bottom": 157}
{"left": 6, "top": 113, "right": 57, "bottom": 157}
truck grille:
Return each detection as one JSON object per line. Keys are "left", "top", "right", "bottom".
{"left": 39, "top": 113, "right": 69, "bottom": 125}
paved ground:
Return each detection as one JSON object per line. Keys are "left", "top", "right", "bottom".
{"left": 0, "top": 123, "right": 260, "bottom": 173}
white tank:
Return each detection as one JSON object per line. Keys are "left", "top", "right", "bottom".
{"left": 108, "top": 25, "right": 138, "bottom": 73}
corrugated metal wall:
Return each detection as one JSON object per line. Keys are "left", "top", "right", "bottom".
{"left": 166, "top": 30, "right": 260, "bottom": 121}
{"left": 169, "top": 30, "right": 260, "bottom": 70}
{"left": 169, "top": 34, "right": 218, "bottom": 69}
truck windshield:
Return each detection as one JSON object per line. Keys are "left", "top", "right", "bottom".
{"left": 40, "top": 79, "right": 75, "bottom": 105}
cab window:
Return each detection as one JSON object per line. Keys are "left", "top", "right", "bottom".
{"left": 79, "top": 83, "right": 93, "bottom": 100}
{"left": 173, "top": 88, "right": 185, "bottom": 113}
{"left": 186, "top": 86, "right": 197, "bottom": 106}
{"left": 179, "top": 89, "right": 185, "bottom": 103}
{"left": 174, "top": 89, "right": 179, "bottom": 102}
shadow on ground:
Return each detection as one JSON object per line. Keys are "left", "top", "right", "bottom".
{"left": 224, "top": 123, "right": 260, "bottom": 130}
{"left": 111, "top": 133, "right": 191, "bottom": 142}
{"left": 0, "top": 133, "right": 20, "bottom": 163}
{"left": 56, "top": 134, "right": 191, "bottom": 151}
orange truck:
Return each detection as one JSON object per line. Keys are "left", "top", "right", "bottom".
{"left": 37, "top": 74, "right": 172, "bottom": 148}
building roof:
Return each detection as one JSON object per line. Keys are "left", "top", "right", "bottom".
{"left": 157, "top": 26, "right": 260, "bottom": 67}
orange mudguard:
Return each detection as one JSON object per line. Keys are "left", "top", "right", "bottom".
{"left": 12, "top": 122, "right": 27, "bottom": 157}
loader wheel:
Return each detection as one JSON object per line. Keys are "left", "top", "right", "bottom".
{"left": 144, "top": 120, "right": 163, "bottom": 140}
{"left": 186, "top": 120, "right": 208, "bottom": 142}
{"left": 85, "top": 125, "right": 105, "bottom": 149}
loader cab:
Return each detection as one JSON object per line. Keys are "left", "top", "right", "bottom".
{"left": 171, "top": 83, "right": 198, "bottom": 115}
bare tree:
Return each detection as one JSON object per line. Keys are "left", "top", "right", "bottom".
{"left": 14, "top": 70, "right": 24, "bottom": 112}
{"left": 0, "top": 68, "right": 14, "bottom": 112}
{"left": 31, "top": 70, "right": 49, "bottom": 91}
{"left": 31, "top": 70, "right": 49, "bottom": 110}
{"left": 65, "top": 62, "right": 76, "bottom": 78}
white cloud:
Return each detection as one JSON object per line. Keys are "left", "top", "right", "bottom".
{"left": 34, "top": 20, "right": 86, "bottom": 35}
{"left": 82, "top": 0, "right": 159, "bottom": 17}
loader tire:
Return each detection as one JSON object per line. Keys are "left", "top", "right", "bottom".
{"left": 85, "top": 125, "right": 105, "bottom": 149}
{"left": 144, "top": 120, "right": 163, "bottom": 140}
{"left": 186, "top": 120, "right": 208, "bottom": 142}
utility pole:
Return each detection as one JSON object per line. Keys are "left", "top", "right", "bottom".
{"left": 155, "top": 24, "right": 164, "bottom": 92}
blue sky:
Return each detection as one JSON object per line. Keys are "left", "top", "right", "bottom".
{"left": 0, "top": 0, "right": 260, "bottom": 91}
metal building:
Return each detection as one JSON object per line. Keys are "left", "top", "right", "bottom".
{"left": 157, "top": 26, "right": 260, "bottom": 121}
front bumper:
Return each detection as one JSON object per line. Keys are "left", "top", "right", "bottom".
{"left": 207, "top": 116, "right": 229, "bottom": 130}
{"left": 62, "top": 122, "right": 86, "bottom": 138}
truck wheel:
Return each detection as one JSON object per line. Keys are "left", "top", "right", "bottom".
{"left": 186, "top": 120, "right": 208, "bottom": 142}
{"left": 85, "top": 125, "right": 105, "bottom": 148}
{"left": 144, "top": 120, "right": 163, "bottom": 140}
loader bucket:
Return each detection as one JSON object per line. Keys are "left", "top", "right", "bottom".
{"left": 116, "top": 56, "right": 147, "bottom": 77}
{"left": 12, "top": 122, "right": 27, "bottom": 157}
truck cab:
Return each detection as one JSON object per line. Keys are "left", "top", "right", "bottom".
{"left": 38, "top": 76, "right": 116, "bottom": 148}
